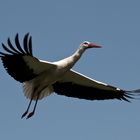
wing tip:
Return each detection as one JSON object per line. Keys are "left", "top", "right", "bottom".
{"left": 0, "top": 33, "right": 33, "bottom": 56}
{"left": 123, "top": 89, "right": 140, "bottom": 102}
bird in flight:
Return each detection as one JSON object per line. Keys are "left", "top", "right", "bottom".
{"left": 0, "top": 33, "right": 139, "bottom": 119}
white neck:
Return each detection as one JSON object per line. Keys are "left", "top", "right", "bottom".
{"left": 63, "top": 46, "right": 87, "bottom": 69}
{"left": 72, "top": 46, "right": 86, "bottom": 62}
{"left": 54, "top": 46, "right": 87, "bottom": 70}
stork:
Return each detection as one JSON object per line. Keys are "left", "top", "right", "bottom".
{"left": 0, "top": 33, "right": 139, "bottom": 119}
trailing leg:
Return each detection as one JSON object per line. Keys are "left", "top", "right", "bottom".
{"left": 21, "top": 98, "right": 33, "bottom": 118}
{"left": 26, "top": 94, "right": 40, "bottom": 119}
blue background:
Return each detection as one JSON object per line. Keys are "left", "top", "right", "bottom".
{"left": 0, "top": 0, "right": 140, "bottom": 139}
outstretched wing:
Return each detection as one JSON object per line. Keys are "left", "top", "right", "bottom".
{"left": 53, "top": 70, "right": 134, "bottom": 102}
{"left": 0, "top": 33, "right": 56, "bottom": 83}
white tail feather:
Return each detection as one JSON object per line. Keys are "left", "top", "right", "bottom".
{"left": 22, "top": 81, "right": 53, "bottom": 100}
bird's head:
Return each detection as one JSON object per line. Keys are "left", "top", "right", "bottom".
{"left": 80, "top": 41, "right": 102, "bottom": 49}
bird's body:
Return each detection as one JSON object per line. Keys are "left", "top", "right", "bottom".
{"left": 21, "top": 41, "right": 97, "bottom": 100}
{"left": 0, "top": 33, "right": 139, "bottom": 119}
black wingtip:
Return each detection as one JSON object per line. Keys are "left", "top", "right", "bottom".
{"left": 2, "top": 43, "right": 17, "bottom": 54}
{"left": 7, "top": 37, "right": 21, "bottom": 54}
{"left": 0, "top": 33, "right": 33, "bottom": 57}
{"left": 124, "top": 89, "right": 140, "bottom": 101}
{"left": 121, "top": 95, "right": 131, "bottom": 102}
{"left": 23, "top": 33, "right": 30, "bottom": 54}
{"left": 0, "top": 33, "right": 37, "bottom": 82}
{"left": 29, "top": 36, "right": 33, "bottom": 56}
{"left": 0, "top": 51, "right": 7, "bottom": 57}
{"left": 23, "top": 33, "right": 33, "bottom": 56}
{"left": 26, "top": 32, "right": 30, "bottom": 36}
{"left": 15, "top": 33, "right": 26, "bottom": 54}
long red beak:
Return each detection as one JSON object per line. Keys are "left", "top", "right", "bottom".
{"left": 88, "top": 43, "right": 102, "bottom": 48}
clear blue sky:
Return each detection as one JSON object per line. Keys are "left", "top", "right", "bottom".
{"left": 0, "top": 0, "right": 140, "bottom": 139}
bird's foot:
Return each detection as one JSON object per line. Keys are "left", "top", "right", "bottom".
{"left": 26, "top": 111, "right": 34, "bottom": 119}
{"left": 21, "top": 111, "right": 28, "bottom": 119}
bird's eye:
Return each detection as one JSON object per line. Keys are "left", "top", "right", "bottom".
{"left": 83, "top": 41, "right": 90, "bottom": 45}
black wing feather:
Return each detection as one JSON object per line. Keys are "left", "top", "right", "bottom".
{"left": 0, "top": 52, "right": 8, "bottom": 57}
{"left": 8, "top": 38, "right": 21, "bottom": 54}
{"left": 28, "top": 36, "right": 33, "bottom": 56}
{"left": 23, "top": 33, "right": 31, "bottom": 55}
{"left": 53, "top": 82, "right": 132, "bottom": 102}
{"left": 15, "top": 34, "right": 26, "bottom": 54}
{"left": 1, "top": 55, "right": 37, "bottom": 82}
{"left": 2, "top": 43, "right": 17, "bottom": 55}
{"left": 0, "top": 33, "right": 37, "bottom": 82}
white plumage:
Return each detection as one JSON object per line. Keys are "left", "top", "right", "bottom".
{"left": 23, "top": 81, "right": 53, "bottom": 100}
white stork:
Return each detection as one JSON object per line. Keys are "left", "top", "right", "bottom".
{"left": 0, "top": 33, "right": 139, "bottom": 119}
